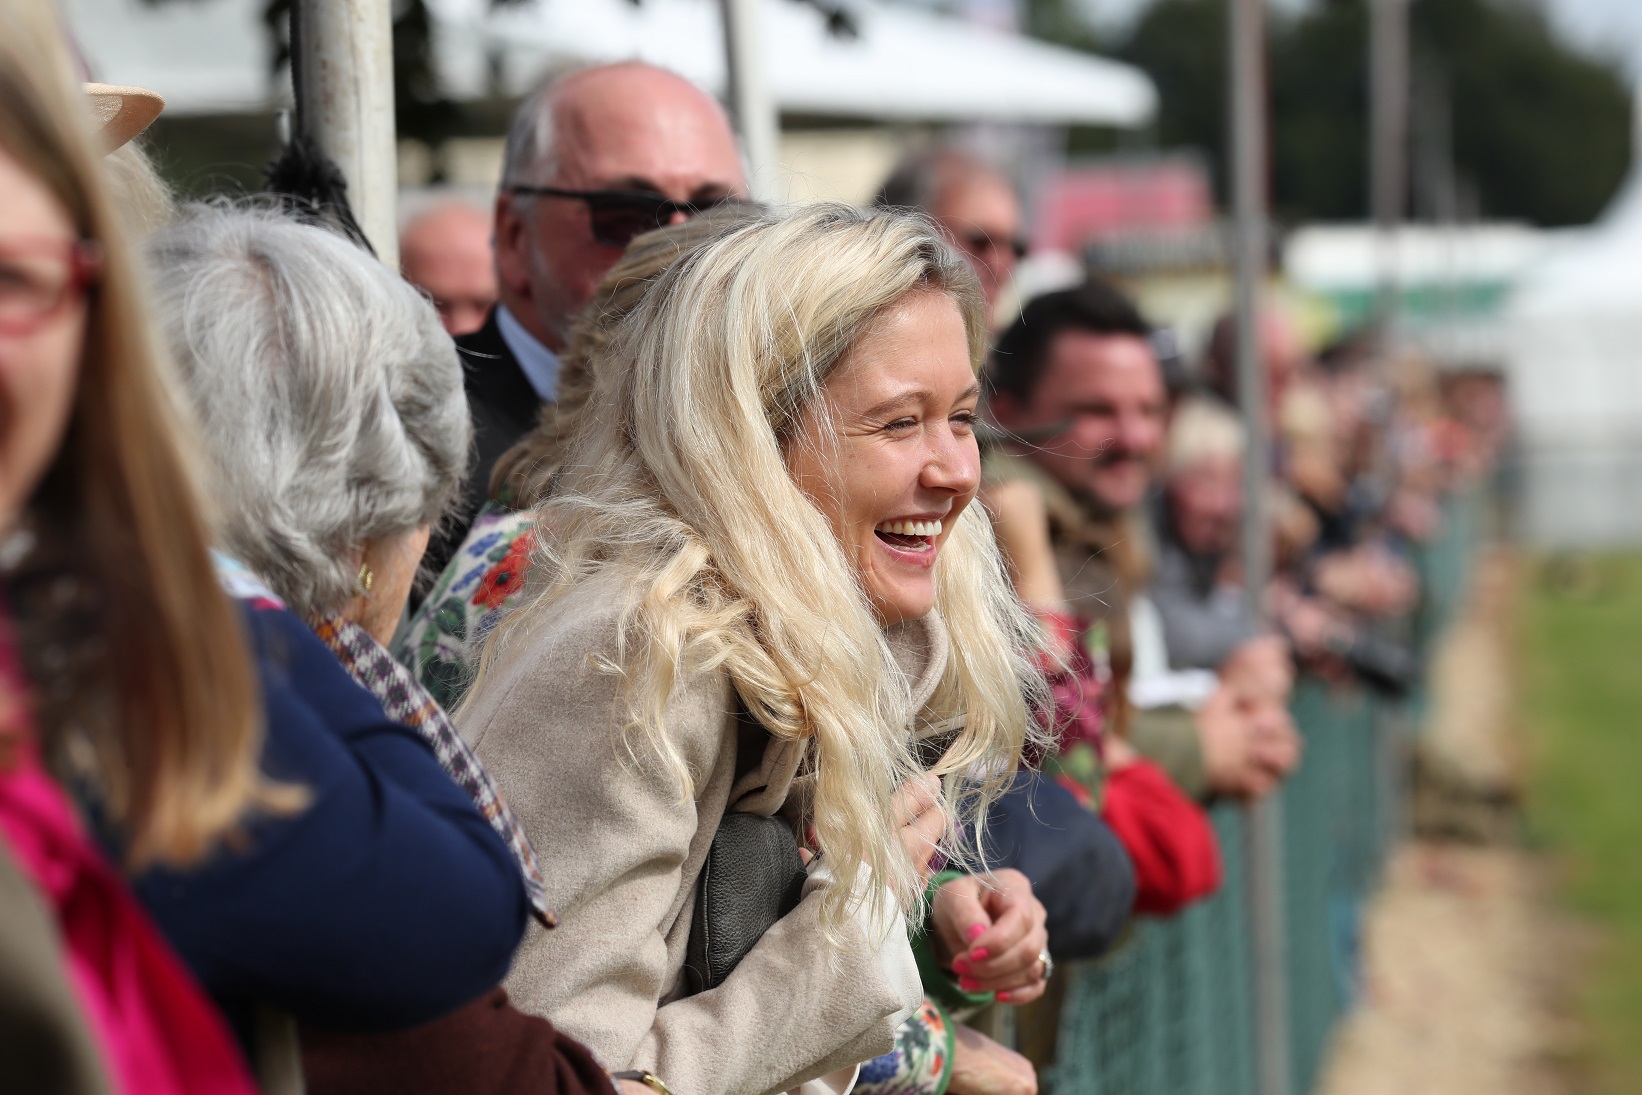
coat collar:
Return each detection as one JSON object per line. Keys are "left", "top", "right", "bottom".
{"left": 883, "top": 610, "right": 950, "bottom": 717}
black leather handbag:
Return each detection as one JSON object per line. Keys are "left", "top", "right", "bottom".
{"left": 682, "top": 811, "right": 808, "bottom": 993}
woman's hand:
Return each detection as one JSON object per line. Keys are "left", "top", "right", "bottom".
{"left": 947, "top": 1024, "right": 1038, "bottom": 1095}
{"left": 931, "top": 869, "right": 1051, "bottom": 1004}
{"left": 894, "top": 775, "right": 947, "bottom": 883}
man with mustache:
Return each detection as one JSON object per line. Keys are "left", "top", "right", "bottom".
{"left": 986, "top": 281, "right": 1300, "bottom": 801}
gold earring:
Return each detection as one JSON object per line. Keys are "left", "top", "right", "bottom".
{"left": 356, "top": 562, "right": 374, "bottom": 596}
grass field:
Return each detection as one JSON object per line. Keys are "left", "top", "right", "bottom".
{"left": 1519, "top": 555, "right": 1642, "bottom": 1093}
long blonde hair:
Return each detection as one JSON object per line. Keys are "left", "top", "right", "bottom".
{"left": 477, "top": 204, "right": 1042, "bottom": 928}
{"left": 0, "top": 3, "right": 290, "bottom": 867}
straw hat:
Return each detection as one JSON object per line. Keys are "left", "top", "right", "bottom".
{"left": 83, "top": 82, "right": 165, "bottom": 149}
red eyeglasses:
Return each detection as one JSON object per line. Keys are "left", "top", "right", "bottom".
{"left": 0, "top": 237, "right": 102, "bottom": 336}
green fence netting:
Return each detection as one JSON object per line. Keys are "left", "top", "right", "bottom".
{"left": 1041, "top": 489, "right": 1481, "bottom": 1095}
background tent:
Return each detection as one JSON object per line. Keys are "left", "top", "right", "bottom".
{"left": 1505, "top": 164, "right": 1642, "bottom": 546}
{"left": 66, "top": 0, "right": 1154, "bottom": 127}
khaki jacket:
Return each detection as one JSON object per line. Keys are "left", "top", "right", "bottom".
{"left": 459, "top": 573, "right": 928, "bottom": 1095}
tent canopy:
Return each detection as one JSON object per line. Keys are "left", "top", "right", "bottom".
{"left": 434, "top": 0, "right": 1155, "bottom": 126}
{"left": 67, "top": 0, "right": 1155, "bottom": 127}
{"left": 1505, "top": 168, "right": 1642, "bottom": 447}
{"left": 1504, "top": 168, "right": 1642, "bottom": 545}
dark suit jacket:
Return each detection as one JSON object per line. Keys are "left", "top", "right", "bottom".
{"left": 421, "top": 308, "right": 546, "bottom": 588}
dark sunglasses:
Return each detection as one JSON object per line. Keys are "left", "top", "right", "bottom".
{"left": 960, "top": 231, "right": 1029, "bottom": 261}
{"left": 507, "top": 185, "right": 742, "bottom": 249}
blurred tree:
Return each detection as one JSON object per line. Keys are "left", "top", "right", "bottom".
{"left": 1026, "top": 0, "right": 1634, "bottom": 226}
{"left": 1410, "top": 0, "right": 1632, "bottom": 226}
{"left": 1270, "top": 0, "right": 1371, "bottom": 222}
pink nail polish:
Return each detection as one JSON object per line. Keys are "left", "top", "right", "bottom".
{"left": 965, "top": 924, "right": 986, "bottom": 942}
{"left": 969, "top": 947, "right": 989, "bottom": 961}
{"left": 959, "top": 977, "right": 981, "bottom": 992}
{"left": 997, "top": 991, "right": 1013, "bottom": 1003}
{"left": 951, "top": 958, "right": 970, "bottom": 975}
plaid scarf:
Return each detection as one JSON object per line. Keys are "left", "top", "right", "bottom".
{"left": 313, "top": 615, "right": 555, "bottom": 928}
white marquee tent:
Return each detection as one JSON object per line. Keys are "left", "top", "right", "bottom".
{"left": 1505, "top": 166, "right": 1642, "bottom": 545}
{"left": 65, "top": 0, "right": 1156, "bottom": 127}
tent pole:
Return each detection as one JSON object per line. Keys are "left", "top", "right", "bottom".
{"left": 290, "top": 0, "right": 399, "bottom": 267}
{"left": 1370, "top": 0, "right": 1409, "bottom": 335}
{"left": 720, "top": 0, "right": 779, "bottom": 203}
{"left": 1229, "top": 0, "right": 1290, "bottom": 1091}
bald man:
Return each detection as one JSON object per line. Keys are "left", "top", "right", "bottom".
{"left": 423, "top": 62, "right": 749, "bottom": 582}
{"left": 877, "top": 148, "right": 1025, "bottom": 318}
{"left": 400, "top": 200, "right": 497, "bottom": 337}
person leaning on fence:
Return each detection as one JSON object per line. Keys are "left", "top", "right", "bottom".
{"left": 455, "top": 204, "right": 1055, "bottom": 1095}
{"left": 985, "top": 281, "right": 1301, "bottom": 803}
{"left": 875, "top": 143, "right": 1142, "bottom": 979}
{"left": 1203, "top": 310, "right": 1425, "bottom": 697}
{"left": 401, "top": 206, "right": 1056, "bottom": 1095}
{"left": 1149, "top": 395, "right": 1268, "bottom": 672}
{"left": 147, "top": 201, "right": 625, "bottom": 1095}
{"left": 419, "top": 60, "right": 750, "bottom": 585}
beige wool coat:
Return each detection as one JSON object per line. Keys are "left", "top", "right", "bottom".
{"left": 459, "top": 572, "right": 930, "bottom": 1095}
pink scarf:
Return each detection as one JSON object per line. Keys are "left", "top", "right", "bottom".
{"left": 0, "top": 618, "right": 258, "bottom": 1095}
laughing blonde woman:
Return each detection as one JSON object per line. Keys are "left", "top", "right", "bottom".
{"left": 459, "top": 204, "right": 1050, "bottom": 1095}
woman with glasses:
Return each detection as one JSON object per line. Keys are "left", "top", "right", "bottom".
{"left": 0, "top": 7, "right": 272, "bottom": 1091}
{"left": 459, "top": 204, "right": 1053, "bottom": 1095}
{"left": 0, "top": 8, "right": 533, "bottom": 1091}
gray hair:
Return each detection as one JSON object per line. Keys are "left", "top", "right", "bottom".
{"left": 147, "top": 202, "right": 471, "bottom": 619}
{"left": 1165, "top": 395, "right": 1246, "bottom": 477}
{"left": 874, "top": 146, "right": 996, "bottom": 213}
{"left": 500, "top": 76, "right": 564, "bottom": 190}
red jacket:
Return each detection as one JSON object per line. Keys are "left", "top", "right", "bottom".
{"left": 1036, "top": 609, "right": 1223, "bottom": 916}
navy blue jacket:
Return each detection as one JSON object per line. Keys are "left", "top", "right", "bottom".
{"left": 980, "top": 771, "right": 1136, "bottom": 961}
{"left": 125, "top": 605, "right": 528, "bottom": 1037}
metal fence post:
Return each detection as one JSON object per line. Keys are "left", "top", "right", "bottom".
{"left": 1370, "top": 0, "right": 1410, "bottom": 331}
{"left": 720, "top": 0, "right": 780, "bottom": 203}
{"left": 290, "top": 0, "right": 399, "bottom": 267}
{"left": 1228, "top": 0, "right": 1292, "bottom": 1091}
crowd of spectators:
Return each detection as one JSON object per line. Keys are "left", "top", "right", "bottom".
{"left": 0, "top": 6, "right": 1507, "bottom": 1095}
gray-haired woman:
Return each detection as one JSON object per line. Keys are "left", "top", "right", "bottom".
{"left": 147, "top": 202, "right": 617, "bottom": 1095}
{"left": 151, "top": 202, "right": 467, "bottom": 641}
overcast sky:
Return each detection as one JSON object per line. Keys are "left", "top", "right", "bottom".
{"left": 1064, "top": 0, "right": 1642, "bottom": 81}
